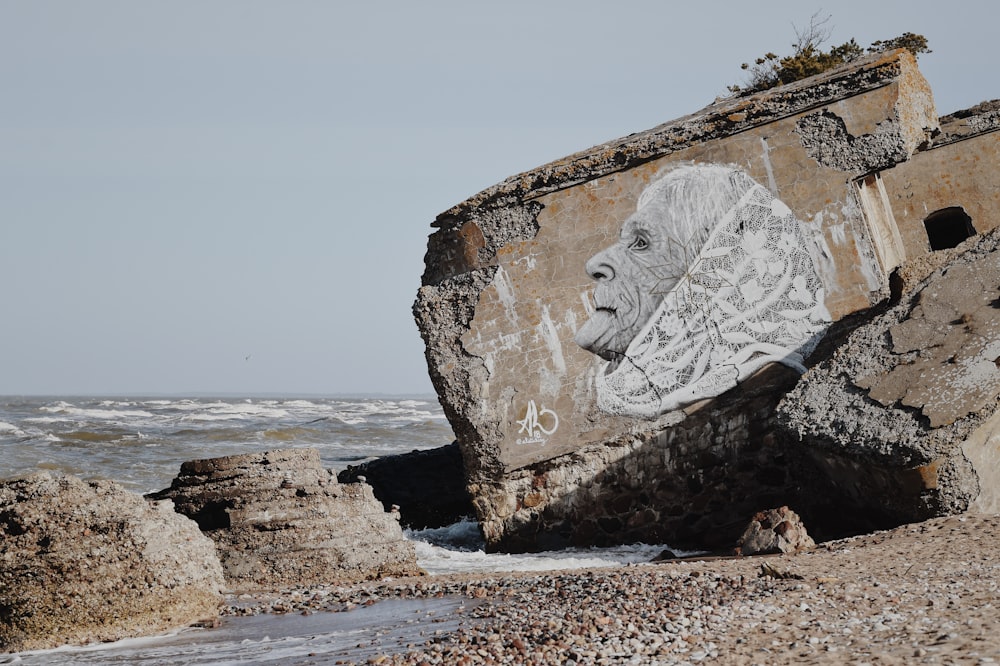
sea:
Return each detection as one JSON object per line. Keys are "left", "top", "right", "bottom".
{"left": 0, "top": 395, "right": 676, "bottom": 664}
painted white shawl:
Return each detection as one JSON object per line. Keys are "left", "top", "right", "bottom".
{"left": 596, "top": 179, "right": 830, "bottom": 418}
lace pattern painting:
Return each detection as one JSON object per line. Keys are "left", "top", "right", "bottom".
{"left": 575, "top": 164, "right": 831, "bottom": 418}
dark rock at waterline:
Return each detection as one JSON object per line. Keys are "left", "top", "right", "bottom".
{"left": 338, "top": 441, "right": 474, "bottom": 529}
{"left": 0, "top": 472, "right": 225, "bottom": 653}
{"left": 149, "top": 447, "right": 422, "bottom": 590}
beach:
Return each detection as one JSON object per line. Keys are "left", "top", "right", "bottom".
{"left": 181, "top": 513, "right": 996, "bottom": 665}
{"left": 5, "top": 397, "right": 1000, "bottom": 663}
{"left": 12, "top": 513, "right": 998, "bottom": 664}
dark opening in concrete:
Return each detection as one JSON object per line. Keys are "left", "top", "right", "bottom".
{"left": 924, "top": 206, "right": 976, "bottom": 250}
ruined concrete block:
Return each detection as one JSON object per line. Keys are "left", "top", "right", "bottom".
{"left": 777, "top": 227, "right": 1000, "bottom": 521}
{"left": 415, "top": 50, "right": 992, "bottom": 552}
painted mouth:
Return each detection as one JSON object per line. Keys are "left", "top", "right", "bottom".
{"left": 575, "top": 306, "right": 622, "bottom": 362}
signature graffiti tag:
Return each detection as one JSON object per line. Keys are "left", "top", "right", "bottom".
{"left": 515, "top": 400, "right": 559, "bottom": 445}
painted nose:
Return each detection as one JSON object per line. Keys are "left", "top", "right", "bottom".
{"left": 585, "top": 246, "right": 617, "bottom": 282}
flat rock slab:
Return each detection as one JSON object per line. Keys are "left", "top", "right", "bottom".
{"left": 859, "top": 254, "right": 1000, "bottom": 427}
{"left": 0, "top": 472, "right": 224, "bottom": 653}
{"left": 150, "top": 447, "right": 423, "bottom": 591}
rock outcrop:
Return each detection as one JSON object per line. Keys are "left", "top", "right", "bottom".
{"left": 149, "top": 447, "right": 422, "bottom": 590}
{"left": 0, "top": 472, "right": 224, "bottom": 653}
{"left": 338, "top": 442, "right": 474, "bottom": 529}
{"left": 777, "top": 227, "right": 1000, "bottom": 522}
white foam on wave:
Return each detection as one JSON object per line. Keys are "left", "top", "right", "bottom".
{"left": 331, "top": 400, "right": 386, "bottom": 415}
{"left": 152, "top": 399, "right": 205, "bottom": 410}
{"left": 40, "top": 406, "right": 155, "bottom": 421}
{"left": 384, "top": 414, "right": 436, "bottom": 425}
{"left": 0, "top": 421, "right": 24, "bottom": 436}
{"left": 397, "top": 399, "right": 428, "bottom": 408}
{"left": 39, "top": 401, "right": 73, "bottom": 412}
{"left": 181, "top": 403, "right": 291, "bottom": 422}
{"left": 412, "top": 538, "right": 672, "bottom": 576}
{"left": 219, "top": 403, "right": 289, "bottom": 418}
{"left": 98, "top": 400, "right": 137, "bottom": 408}
{"left": 280, "top": 399, "right": 322, "bottom": 409}
{"left": 331, "top": 416, "right": 367, "bottom": 425}
{"left": 406, "top": 519, "right": 690, "bottom": 576}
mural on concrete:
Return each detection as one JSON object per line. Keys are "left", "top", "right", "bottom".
{"left": 575, "top": 163, "right": 831, "bottom": 418}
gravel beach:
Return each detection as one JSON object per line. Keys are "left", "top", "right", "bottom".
{"left": 227, "top": 513, "right": 1000, "bottom": 664}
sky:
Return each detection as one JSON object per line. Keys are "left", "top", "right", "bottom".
{"left": 1, "top": 1, "right": 996, "bottom": 396}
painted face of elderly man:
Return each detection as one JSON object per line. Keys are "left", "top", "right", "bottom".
{"left": 574, "top": 163, "right": 830, "bottom": 418}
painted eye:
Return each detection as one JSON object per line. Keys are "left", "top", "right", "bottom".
{"left": 629, "top": 236, "right": 649, "bottom": 251}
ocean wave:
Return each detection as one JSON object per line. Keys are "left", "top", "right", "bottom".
{"left": 24, "top": 416, "right": 74, "bottom": 424}
{"left": 261, "top": 426, "right": 321, "bottom": 441}
{"left": 406, "top": 518, "right": 699, "bottom": 576}
{"left": 325, "top": 416, "right": 365, "bottom": 425}
{"left": 397, "top": 399, "right": 429, "bottom": 408}
{"left": 179, "top": 408, "right": 288, "bottom": 422}
{"left": 383, "top": 414, "right": 437, "bottom": 424}
{"left": 41, "top": 400, "right": 75, "bottom": 409}
{"left": 40, "top": 406, "right": 155, "bottom": 421}
{"left": 56, "top": 430, "right": 145, "bottom": 444}
{"left": 279, "top": 399, "right": 322, "bottom": 409}
{"left": 406, "top": 518, "right": 484, "bottom": 551}
{"left": 0, "top": 421, "right": 25, "bottom": 438}
{"left": 1, "top": 395, "right": 454, "bottom": 496}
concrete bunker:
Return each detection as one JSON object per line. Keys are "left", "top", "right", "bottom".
{"left": 415, "top": 50, "right": 1000, "bottom": 553}
{"left": 924, "top": 206, "right": 977, "bottom": 251}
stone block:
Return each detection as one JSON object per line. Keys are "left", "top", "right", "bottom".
{"left": 149, "top": 447, "right": 422, "bottom": 590}
{"left": 0, "top": 473, "right": 224, "bottom": 653}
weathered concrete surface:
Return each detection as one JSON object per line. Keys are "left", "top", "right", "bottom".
{"left": 880, "top": 100, "right": 1000, "bottom": 259}
{"left": 0, "top": 473, "right": 224, "bottom": 653}
{"left": 735, "top": 506, "right": 816, "bottom": 556}
{"left": 415, "top": 50, "right": 941, "bottom": 551}
{"left": 149, "top": 448, "right": 422, "bottom": 590}
{"left": 777, "top": 227, "right": 1000, "bottom": 522}
{"left": 338, "top": 442, "right": 474, "bottom": 529}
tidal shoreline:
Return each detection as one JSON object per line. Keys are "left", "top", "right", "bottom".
{"left": 226, "top": 512, "right": 1000, "bottom": 664}
{"left": 13, "top": 513, "right": 1000, "bottom": 664}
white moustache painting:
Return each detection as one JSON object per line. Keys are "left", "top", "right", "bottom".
{"left": 575, "top": 163, "right": 832, "bottom": 418}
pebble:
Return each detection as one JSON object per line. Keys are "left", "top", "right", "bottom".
{"left": 218, "top": 514, "right": 1000, "bottom": 664}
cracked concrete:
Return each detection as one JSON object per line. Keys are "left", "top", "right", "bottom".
{"left": 414, "top": 48, "right": 1000, "bottom": 552}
